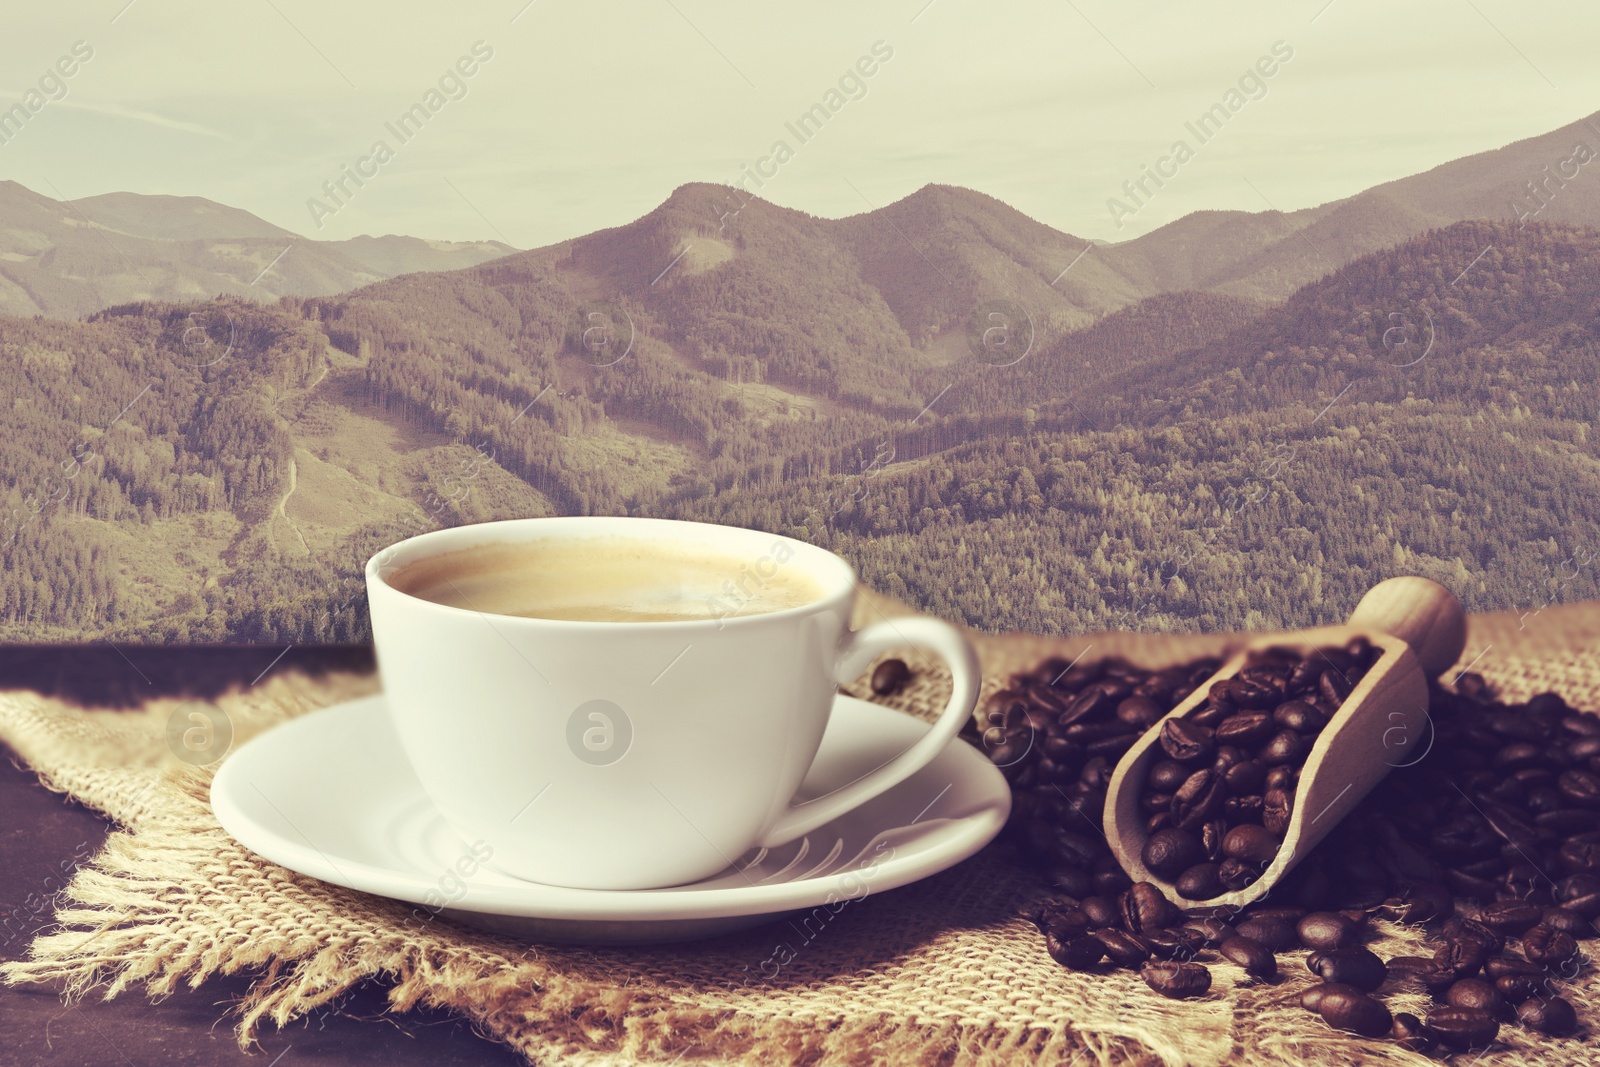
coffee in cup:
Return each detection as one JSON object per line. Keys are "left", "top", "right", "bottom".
{"left": 387, "top": 536, "right": 827, "bottom": 623}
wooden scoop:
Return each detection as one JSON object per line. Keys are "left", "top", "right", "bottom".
{"left": 1104, "top": 576, "right": 1468, "bottom": 910}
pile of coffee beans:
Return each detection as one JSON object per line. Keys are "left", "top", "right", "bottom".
{"left": 963, "top": 652, "right": 1222, "bottom": 900}
{"left": 1135, "top": 639, "right": 1380, "bottom": 899}
{"left": 968, "top": 652, "right": 1597, "bottom": 1050}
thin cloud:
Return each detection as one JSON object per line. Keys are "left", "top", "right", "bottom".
{"left": 55, "top": 100, "right": 227, "bottom": 139}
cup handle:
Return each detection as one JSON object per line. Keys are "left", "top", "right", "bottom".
{"left": 754, "top": 616, "right": 981, "bottom": 848}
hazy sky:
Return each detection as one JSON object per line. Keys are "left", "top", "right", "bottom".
{"left": 3, "top": 0, "right": 1599, "bottom": 248}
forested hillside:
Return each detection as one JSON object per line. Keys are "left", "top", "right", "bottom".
{"left": 685, "top": 220, "right": 1600, "bottom": 631}
{"left": 3, "top": 201, "right": 1598, "bottom": 640}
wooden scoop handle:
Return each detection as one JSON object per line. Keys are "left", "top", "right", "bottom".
{"left": 1346, "top": 576, "right": 1467, "bottom": 678}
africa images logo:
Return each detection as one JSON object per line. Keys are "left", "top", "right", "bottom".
{"left": 0, "top": 40, "right": 94, "bottom": 147}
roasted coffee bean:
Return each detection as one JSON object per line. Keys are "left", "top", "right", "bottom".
{"left": 1391, "top": 1012, "right": 1435, "bottom": 1053}
{"left": 1503, "top": 862, "right": 1553, "bottom": 904}
{"left": 1557, "top": 769, "right": 1600, "bottom": 807}
{"left": 1554, "top": 874, "right": 1600, "bottom": 918}
{"left": 1537, "top": 809, "right": 1600, "bottom": 834}
{"left": 1477, "top": 899, "right": 1544, "bottom": 936}
{"left": 1538, "top": 905, "right": 1592, "bottom": 939}
{"left": 1042, "top": 866, "right": 1093, "bottom": 897}
{"left": 1300, "top": 983, "right": 1332, "bottom": 1012}
{"left": 1436, "top": 935, "right": 1492, "bottom": 977}
{"left": 1064, "top": 720, "right": 1138, "bottom": 744}
{"left": 1494, "top": 742, "right": 1546, "bottom": 773}
{"left": 1262, "top": 788, "right": 1294, "bottom": 835}
{"left": 1383, "top": 955, "right": 1438, "bottom": 982}
{"left": 1218, "top": 858, "right": 1262, "bottom": 892}
{"left": 1222, "top": 795, "right": 1264, "bottom": 822}
{"left": 1443, "top": 917, "right": 1506, "bottom": 953}
{"left": 1388, "top": 953, "right": 1465, "bottom": 998}
{"left": 1264, "top": 765, "right": 1296, "bottom": 792}
{"left": 1287, "top": 656, "right": 1322, "bottom": 691}
{"left": 1147, "top": 760, "right": 1190, "bottom": 793}
{"left": 1089, "top": 860, "right": 1131, "bottom": 899}
{"left": 1200, "top": 819, "right": 1227, "bottom": 862}
{"left": 1215, "top": 678, "right": 1279, "bottom": 710}
{"left": 1484, "top": 955, "right": 1544, "bottom": 980}
{"left": 870, "top": 658, "right": 911, "bottom": 696}
{"left": 1426, "top": 1006, "right": 1500, "bottom": 1050}
{"left": 1092, "top": 928, "right": 1152, "bottom": 968}
{"left": 1495, "top": 974, "right": 1544, "bottom": 1002}
{"left": 1521, "top": 925, "right": 1580, "bottom": 969}
{"left": 1060, "top": 687, "right": 1116, "bottom": 726}
{"left": 1297, "top": 912, "right": 1358, "bottom": 951}
{"left": 1171, "top": 770, "right": 1227, "bottom": 831}
{"left": 1090, "top": 855, "right": 1133, "bottom": 897}
{"left": 1175, "top": 863, "right": 1223, "bottom": 901}
{"left": 1115, "top": 696, "right": 1166, "bottom": 730}
{"left": 1033, "top": 901, "right": 1090, "bottom": 939}
{"left": 1447, "top": 977, "right": 1509, "bottom": 1019}
{"left": 1213, "top": 744, "right": 1249, "bottom": 771}
{"left": 1080, "top": 896, "right": 1118, "bottom": 929}
{"left": 1141, "top": 960, "right": 1212, "bottom": 999}
{"left": 1396, "top": 882, "right": 1454, "bottom": 924}
{"left": 1222, "top": 759, "right": 1268, "bottom": 796}
{"left": 1219, "top": 934, "right": 1276, "bottom": 977}
{"left": 1517, "top": 995, "right": 1579, "bottom": 1036}
{"left": 1222, "top": 824, "right": 1281, "bottom": 865}
{"left": 1559, "top": 838, "right": 1600, "bottom": 875}
{"left": 1235, "top": 916, "right": 1299, "bottom": 952}
{"left": 1086, "top": 733, "right": 1139, "bottom": 759}
{"left": 1142, "top": 827, "right": 1205, "bottom": 879}
{"left": 1159, "top": 719, "right": 1215, "bottom": 764}
{"left": 1273, "top": 699, "right": 1328, "bottom": 733}
{"left": 1307, "top": 947, "right": 1386, "bottom": 991}
{"left": 1139, "top": 793, "right": 1177, "bottom": 819}
{"left": 1261, "top": 730, "right": 1311, "bottom": 766}
{"left": 1318, "top": 670, "right": 1352, "bottom": 707}
{"left": 1183, "top": 917, "right": 1234, "bottom": 947}
{"left": 1317, "top": 985, "right": 1391, "bottom": 1037}
{"left": 1039, "top": 734, "right": 1076, "bottom": 761}
{"left": 1215, "top": 711, "right": 1275, "bottom": 747}
{"left": 1142, "top": 926, "right": 1206, "bottom": 961}
{"left": 1047, "top": 932, "right": 1106, "bottom": 970}
{"left": 1120, "top": 882, "right": 1178, "bottom": 934}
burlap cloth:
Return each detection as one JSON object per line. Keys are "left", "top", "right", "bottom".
{"left": 3, "top": 594, "right": 1598, "bottom": 1066}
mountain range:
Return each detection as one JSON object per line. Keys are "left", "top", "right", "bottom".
{"left": 6, "top": 106, "right": 1599, "bottom": 327}
{"left": 2, "top": 109, "right": 1599, "bottom": 641}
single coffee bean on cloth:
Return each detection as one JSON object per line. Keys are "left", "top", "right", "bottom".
{"left": 5, "top": 593, "right": 1600, "bottom": 1067}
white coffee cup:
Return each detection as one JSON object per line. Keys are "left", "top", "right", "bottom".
{"left": 365, "top": 516, "right": 980, "bottom": 890}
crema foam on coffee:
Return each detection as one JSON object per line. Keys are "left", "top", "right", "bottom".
{"left": 387, "top": 536, "right": 825, "bottom": 622}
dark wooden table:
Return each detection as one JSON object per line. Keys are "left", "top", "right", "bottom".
{"left": 0, "top": 646, "right": 527, "bottom": 1067}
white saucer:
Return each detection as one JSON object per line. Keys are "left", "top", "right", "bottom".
{"left": 210, "top": 694, "right": 1010, "bottom": 943}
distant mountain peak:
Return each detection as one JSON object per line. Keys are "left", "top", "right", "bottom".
{"left": 0, "top": 181, "right": 519, "bottom": 318}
